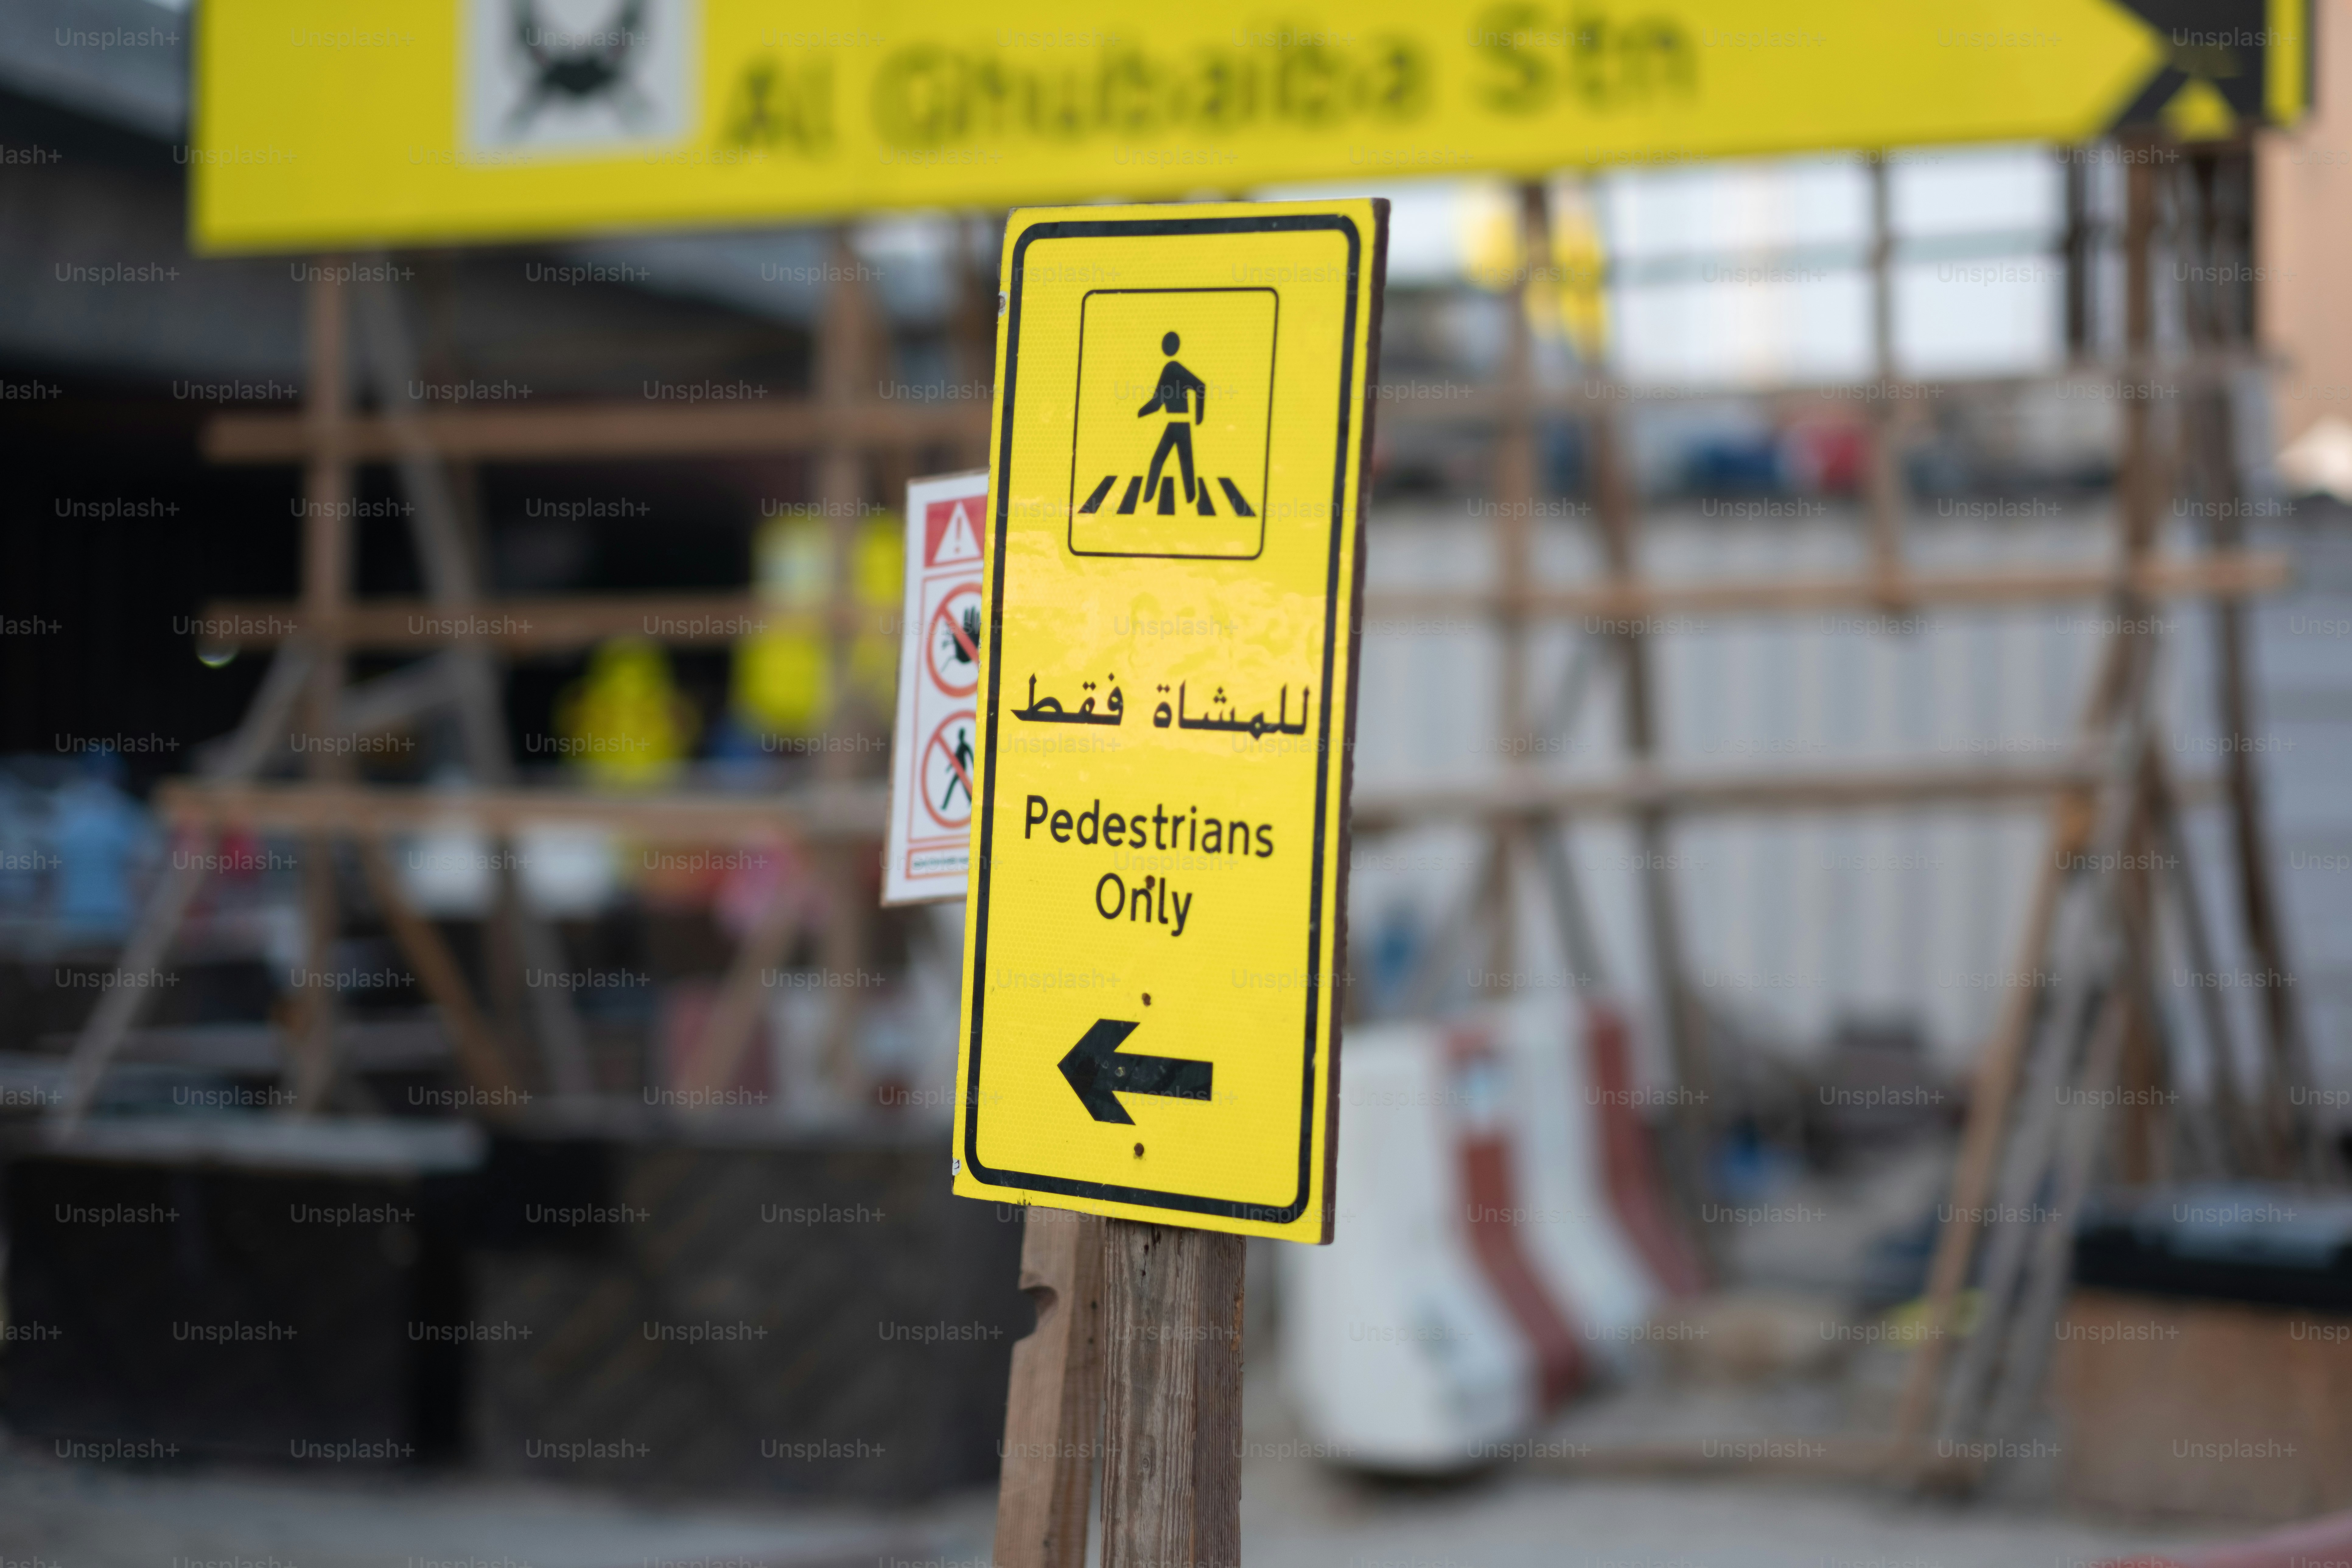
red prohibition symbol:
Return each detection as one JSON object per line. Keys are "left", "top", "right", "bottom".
{"left": 921, "top": 712, "right": 978, "bottom": 830}
{"left": 926, "top": 586, "right": 982, "bottom": 698}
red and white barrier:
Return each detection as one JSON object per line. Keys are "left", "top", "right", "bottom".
{"left": 1280, "top": 993, "right": 1696, "bottom": 1470}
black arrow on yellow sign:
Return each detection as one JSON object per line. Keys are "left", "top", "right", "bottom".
{"left": 1057, "top": 1018, "right": 1213, "bottom": 1124}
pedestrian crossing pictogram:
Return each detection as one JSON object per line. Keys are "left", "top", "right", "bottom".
{"left": 1075, "top": 331, "right": 1260, "bottom": 522}
{"left": 1067, "top": 288, "right": 1276, "bottom": 560}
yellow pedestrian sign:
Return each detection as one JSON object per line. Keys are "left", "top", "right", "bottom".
{"left": 950, "top": 200, "right": 1386, "bottom": 1244}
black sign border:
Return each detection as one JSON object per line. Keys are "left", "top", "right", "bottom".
{"left": 963, "top": 208, "right": 1381, "bottom": 1233}
{"left": 1064, "top": 285, "right": 1278, "bottom": 561}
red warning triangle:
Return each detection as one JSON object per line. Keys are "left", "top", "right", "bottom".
{"left": 927, "top": 498, "right": 984, "bottom": 566}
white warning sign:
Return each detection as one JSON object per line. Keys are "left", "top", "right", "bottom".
{"left": 883, "top": 469, "right": 987, "bottom": 905}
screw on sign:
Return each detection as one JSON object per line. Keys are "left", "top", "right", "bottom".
{"left": 964, "top": 200, "right": 1386, "bottom": 1568}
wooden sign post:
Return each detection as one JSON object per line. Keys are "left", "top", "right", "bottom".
{"left": 968, "top": 198, "right": 1387, "bottom": 1566}
{"left": 1100, "top": 1222, "right": 1247, "bottom": 1568}
{"left": 994, "top": 1208, "right": 1105, "bottom": 1568}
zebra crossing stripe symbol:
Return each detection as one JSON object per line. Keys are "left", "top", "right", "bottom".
{"left": 1077, "top": 472, "right": 1258, "bottom": 519}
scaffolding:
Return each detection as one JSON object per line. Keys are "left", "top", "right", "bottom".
{"left": 48, "top": 134, "right": 2321, "bottom": 1491}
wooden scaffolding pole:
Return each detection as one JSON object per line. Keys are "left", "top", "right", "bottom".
{"left": 1484, "top": 181, "right": 1548, "bottom": 983}
{"left": 55, "top": 646, "right": 316, "bottom": 1127}
{"left": 184, "top": 551, "right": 2290, "bottom": 656}
{"left": 1863, "top": 150, "right": 1909, "bottom": 601}
{"left": 1588, "top": 338, "right": 1716, "bottom": 1246}
{"left": 351, "top": 274, "right": 595, "bottom": 1101}
{"left": 814, "top": 228, "right": 880, "bottom": 1101}
{"left": 2178, "top": 145, "right": 2320, "bottom": 1177}
{"left": 1888, "top": 135, "right": 2189, "bottom": 1473}
{"left": 288, "top": 260, "right": 354, "bottom": 1113}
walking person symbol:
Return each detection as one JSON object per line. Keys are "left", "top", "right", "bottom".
{"left": 1138, "top": 332, "right": 1207, "bottom": 508}
{"left": 942, "top": 723, "right": 974, "bottom": 813}
{"left": 1073, "top": 324, "right": 1256, "bottom": 523}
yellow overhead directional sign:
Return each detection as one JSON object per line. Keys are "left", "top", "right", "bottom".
{"left": 950, "top": 200, "right": 1386, "bottom": 1243}
{"left": 194, "top": 1, "right": 2309, "bottom": 252}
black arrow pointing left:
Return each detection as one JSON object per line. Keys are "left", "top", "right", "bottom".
{"left": 1057, "top": 1018, "right": 1213, "bottom": 1125}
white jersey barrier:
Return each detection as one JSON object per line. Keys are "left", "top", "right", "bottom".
{"left": 1280, "top": 993, "right": 1691, "bottom": 1470}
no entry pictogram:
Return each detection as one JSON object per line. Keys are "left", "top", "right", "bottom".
{"left": 926, "top": 586, "right": 982, "bottom": 699}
